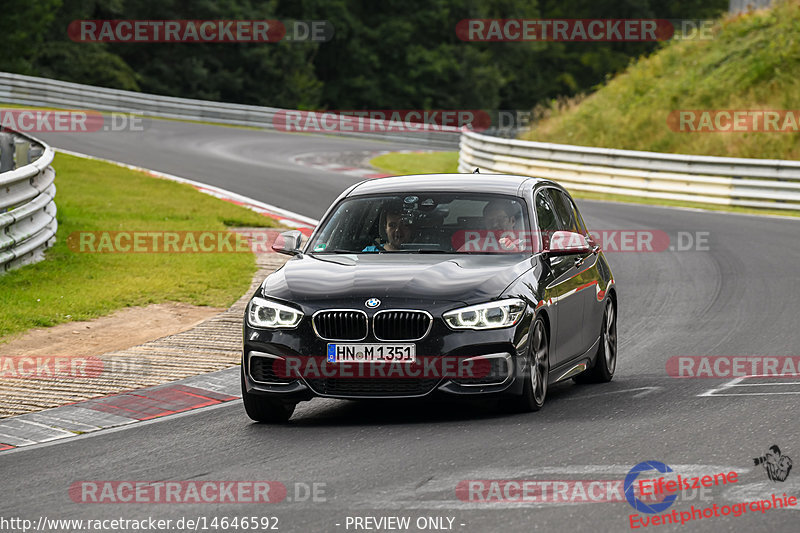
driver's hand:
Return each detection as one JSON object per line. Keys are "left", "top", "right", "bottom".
{"left": 499, "top": 236, "right": 520, "bottom": 251}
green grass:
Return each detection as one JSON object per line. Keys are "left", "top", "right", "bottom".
{"left": 371, "top": 152, "right": 459, "bottom": 175}
{"left": 522, "top": 0, "right": 800, "bottom": 160}
{"left": 0, "top": 153, "right": 278, "bottom": 340}
{"left": 369, "top": 151, "right": 800, "bottom": 218}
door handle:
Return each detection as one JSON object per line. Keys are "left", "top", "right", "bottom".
{"left": 574, "top": 256, "right": 585, "bottom": 268}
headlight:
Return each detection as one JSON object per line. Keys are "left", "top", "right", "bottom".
{"left": 443, "top": 298, "right": 527, "bottom": 330}
{"left": 247, "top": 297, "right": 303, "bottom": 329}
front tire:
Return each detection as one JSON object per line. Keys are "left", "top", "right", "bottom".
{"left": 505, "top": 317, "right": 549, "bottom": 412}
{"left": 574, "top": 298, "right": 617, "bottom": 384}
{"left": 241, "top": 367, "right": 296, "bottom": 423}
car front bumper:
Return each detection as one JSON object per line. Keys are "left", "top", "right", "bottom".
{"left": 242, "top": 315, "right": 532, "bottom": 401}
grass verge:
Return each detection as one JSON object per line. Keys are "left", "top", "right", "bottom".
{"left": 0, "top": 153, "right": 278, "bottom": 340}
{"left": 371, "top": 152, "right": 459, "bottom": 175}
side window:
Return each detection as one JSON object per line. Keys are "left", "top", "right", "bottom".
{"left": 550, "top": 189, "right": 582, "bottom": 234}
{"left": 535, "top": 189, "right": 559, "bottom": 250}
{"left": 535, "top": 190, "right": 559, "bottom": 234}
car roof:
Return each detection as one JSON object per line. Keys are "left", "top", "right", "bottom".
{"left": 347, "top": 173, "right": 551, "bottom": 197}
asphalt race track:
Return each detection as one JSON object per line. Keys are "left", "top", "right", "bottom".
{"left": 38, "top": 121, "right": 405, "bottom": 216}
{"left": 2, "top": 120, "right": 799, "bottom": 532}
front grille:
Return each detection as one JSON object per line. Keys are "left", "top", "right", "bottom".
{"left": 249, "top": 356, "right": 295, "bottom": 384}
{"left": 373, "top": 311, "right": 431, "bottom": 341}
{"left": 305, "top": 378, "right": 440, "bottom": 397}
{"left": 313, "top": 311, "right": 368, "bottom": 340}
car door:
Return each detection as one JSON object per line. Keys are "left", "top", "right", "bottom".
{"left": 559, "top": 191, "right": 606, "bottom": 351}
{"left": 536, "top": 187, "right": 586, "bottom": 366}
{"left": 550, "top": 189, "right": 602, "bottom": 355}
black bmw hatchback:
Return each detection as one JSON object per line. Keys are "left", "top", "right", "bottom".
{"left": 241, "top": 174, "right": 617, "bottom": 422}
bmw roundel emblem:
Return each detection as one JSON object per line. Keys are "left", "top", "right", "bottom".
{"left": 365, "top": 298, "right": 381, "bottom": 308}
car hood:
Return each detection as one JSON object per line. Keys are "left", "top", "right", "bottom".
{"left": 261, "top": 253, "right": 534, "bottom": 306}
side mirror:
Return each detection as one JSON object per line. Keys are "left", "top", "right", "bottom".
{"left": 546, "top": 231, "right": 591, "bottom": 256}
{"left": 271, "top": 230, "right": 304, "bottom": 256}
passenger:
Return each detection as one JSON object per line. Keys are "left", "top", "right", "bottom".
{"left": 483, "top": 199, "right": 518, "bottom": 231}
{"left": 482, "top": 199, "right": 522, "bottom": 251}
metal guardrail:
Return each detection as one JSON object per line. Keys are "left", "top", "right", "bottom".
{"left": 729, "top": 0, "right": 772, "bottom": 14}
{"left": 459, "top": 130, "right": 800, "bottom": 210}
{"left": 0, "top": 131, "right": 57, "bottom": 273}
{"left": 0, "top": 72, "right": 461, "bottom": 149}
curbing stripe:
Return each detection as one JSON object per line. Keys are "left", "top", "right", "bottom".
{"left": 0, "top": 432, "right": 37, "bottom": 447}
{"left": 0, "top": 419, "right": 74, "bottom": 443}
{"left": 176, "top": 368, "right": 243, "bottom": 398}
{"left": 0, "top": 367, "right": 242, "bottom": 452}
{"left": 20, "top": 407, "right": 133, "bottom": 433}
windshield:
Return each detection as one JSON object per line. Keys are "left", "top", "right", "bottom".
{"left": 307, "top": 193, "right": 533, "bottom": 254}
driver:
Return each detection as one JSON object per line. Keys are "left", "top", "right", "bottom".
{"left": 363, "top": 209, "right": 414, "bottom": 251}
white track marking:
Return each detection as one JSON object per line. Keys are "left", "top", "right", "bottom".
{"left": 700, "top": 374, "right": 800, "bottom": 397}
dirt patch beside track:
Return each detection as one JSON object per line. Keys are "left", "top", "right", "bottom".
{"left": 0, "top": 251, "right": 289, "bottom": 418}
{"left": 0, "top": 303, "right": 223, "bottom": 358}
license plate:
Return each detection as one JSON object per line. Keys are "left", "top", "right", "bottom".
{"left": 327, "top": 343, "right": 416, "bottom": 363}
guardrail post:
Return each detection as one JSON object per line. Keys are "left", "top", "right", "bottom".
{"left": 0, "top": 132, "right": 14, "bottom": 172}
{"left": 15, "top": 138, "right": 30, "bottom": 166}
